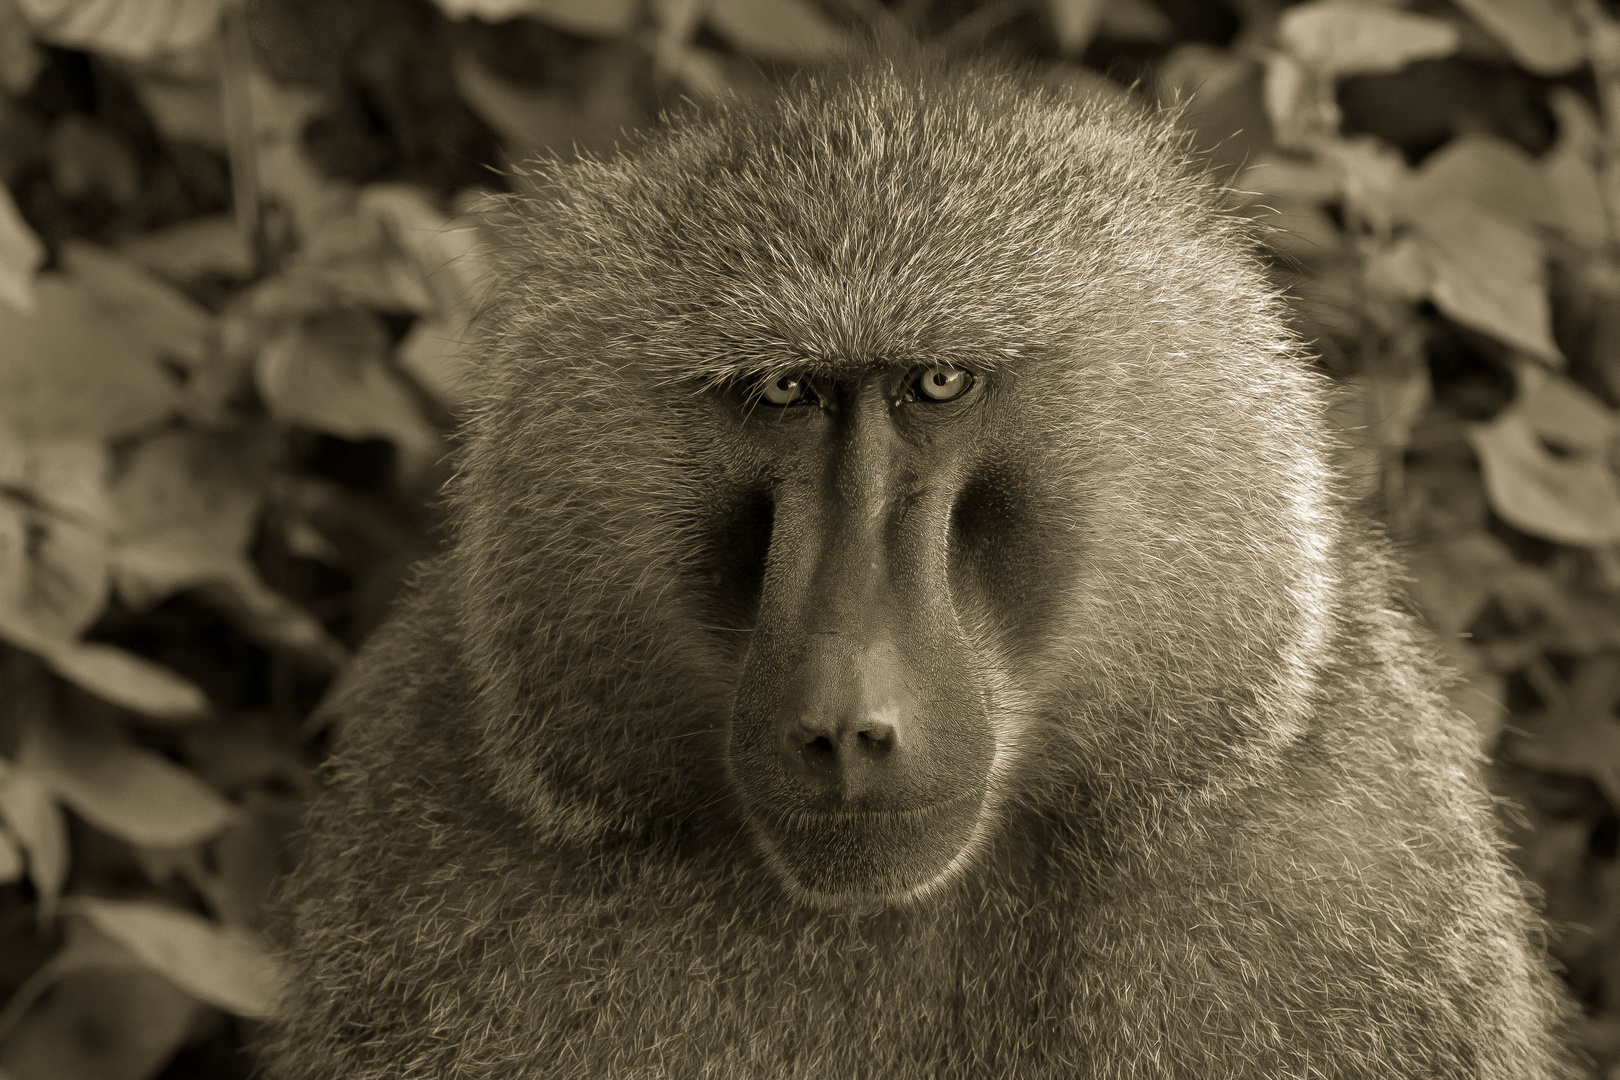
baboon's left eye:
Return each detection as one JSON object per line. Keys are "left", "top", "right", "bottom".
{"left": 761, "top": 373, "right": 809, "bottom": 406}
{"left": 914, "top": 365, "right": 972, "bottom": 402}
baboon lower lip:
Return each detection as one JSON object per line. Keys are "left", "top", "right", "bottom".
{"left": 756, "top": 788, "right": 985, "bottom": 827}
{"left": 750, "top": 789, "right": 986, "bottom": 903}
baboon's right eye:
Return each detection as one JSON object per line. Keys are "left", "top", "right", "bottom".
{"left": 761, "top": 374, "right": 809, "bottom": 406}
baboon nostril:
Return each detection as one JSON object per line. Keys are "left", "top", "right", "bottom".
{"left": 856, "top": 723, "right": 895, "bottom": 753}
{"left": 779, "top": 712, "right": 904, "bottom": 797}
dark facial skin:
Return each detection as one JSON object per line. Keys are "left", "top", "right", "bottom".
{"left": 722, "top": 362, "right": 1018, "bottom": 907}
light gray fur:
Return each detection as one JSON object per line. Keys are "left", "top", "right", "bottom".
{"left": 263, "top": 54, "right": 1576, "bottom": 1079}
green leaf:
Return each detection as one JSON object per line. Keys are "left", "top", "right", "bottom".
{"left": 0, "top": 522, "right": 19, "bottom": 644}
{"left": 0, "top": 446, "right": 208, "bottom": 718}
{"left": 1343, "top": 361, "right": 1431, "bottom": 450}
{"left": 0, "top": 268, "right": 190, "bottom": 441}
{"left": 654, "top": 41, "right": 729, "bottom": 99}
{"left": 358, "top": 185, "right": 493, "bottom": 328}
{"left": 0, "top": 0, "right": 43, "bottom": 95}
{"left": 0, "top": 505, "right": 209, "bottom": 717}
{"left": 433, "top": 0, "right": 635, "bottom": 37}
{"left": 0, "top": 764, "right": 69, "bottom": 917}
{"left": 1517, "top": 366, "right": 1616, "bottom": 455}
{"left": 0, "top": 500, "right": 109, "bottom": 642}
{"left": 1362, "top": 237, "right": 1432, "bottom": 301}
{"left": 0, "top": 183, "right": 42, "bottom": 312}
{"left": 1401, "top": 134, "right": 1556, "bottom": 231}
{"left": 0, "top": 826, "right": 17, "bottom": 882}
{"left": 1322, "top": 136, "right": 1408, "bottom": 236}
{"left": 1450, "top": 0, "right": 1582, "bottom": 75}
{"left": 1099, "top": 0, "right": 1171, "bottom": 42}
{"left": 0, "top": 917, "right": 143, "bottom": 1041}
{"left": 1414, "top": 206, "right": 1560, "bottom": 364}
{"left": 17, "top": 0, "right": 224, "bottom": 61}
{"left": 1261, "top": 52, "right": 1336, "bottom": 148}
{"left": 110, "top": 430, "right": 260, "bottom": 607}
{"left": 102, "top": 429, "right": 343, "bottom": 666}
{"left": 129, "top": 67, "right": 224, "bottom": 149}
{"left": 1507, "top": 706, "right": 1620, "bottom": 809}
{"left": 58, "top": 242, "right": 214, "bottom": 375}
{"left": 449, "top": 51, "right": 642, "bottom": 161}
{"left": 1044, "top": 0, "right": 1107, "bottom": 54}
{"left": 451, "top": 54, "right": 581, "bottom": 158}
{"left": 398, "top": 318, "right": 477, "bottom": 411}
{"left": 433, "top": 0, "right": 538, "bottom": 14}
{"left": 1543, "top": 90, "right": 1610, "bottom": 248}
{"left": 1436, "top": 637, "right": 1507, "bottom": 753}
{"left": 255, "top": 309, "right": 440, "bottom": 466}
{"left": 245, "top": 72, "right": 353, "bottom": 251}
{"left": 42, "top": 643, "right": 211, "bottom": 722}
{"left": 26, "top": 521, "right": 104, "bottom": 639}
{"left": 706, "top": 0, "right": 847, "bottom": 61}
{"left": 1277, "top": 0, "right": 1458, "bottom": 77}
{"left": 195, "top": 569, "right": 348, "bottom": 669}
{"left": 0, "top": 441, "right": 116, "bottom": 651}
{"left": 525, "top": 0, "right": 634, "bottom": 36}
{"left": 1406, "top": 530, "right": 1513, "bottom": 638}
{"left": 49, "top": 115, "right": 139, "bottom": 206}
{"left": 1468, "top": 408, "right": 1620, "bottom": 547}
{"left": 22, "top": 717, "right": 233, "bottom": 846}
{"left": 17, "top": 439, "right": 114, "bottom": 525}
{"left": 119, "top": 215, "right": 253, "bottom": 283}
{"left": 1239, "top": 157, "right": 1340, "bottom": 203}
{"left": 1329, "top": 346, "right": 1431, "bottom": 499}
{"left": 0, "top": 967, "right": 198, "bottom": 1080}
{"left": 65, "top": 897, "right": 283, "bottom": 1017}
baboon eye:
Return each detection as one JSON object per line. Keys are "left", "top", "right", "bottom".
{"left": 914, "top": 364, "right": 972, "bottom": 402}
{"left": 761, "top": 373, "right": 811, "bottom": 406}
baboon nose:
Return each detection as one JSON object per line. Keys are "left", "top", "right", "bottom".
{"left": 778, "top": 709, "right": 901, "bottom": 801}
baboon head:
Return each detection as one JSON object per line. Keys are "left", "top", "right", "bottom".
{"left": 453, "top": 58, "right": 1337, "bottom": 910}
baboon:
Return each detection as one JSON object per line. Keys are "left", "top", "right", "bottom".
{"left": 264, "top": 53, "right": 1576, "bottom": 1079}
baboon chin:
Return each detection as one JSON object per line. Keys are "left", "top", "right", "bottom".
{"left": 742, "top": 782, "right": 990, "bottom": 907}
{"left": 265, "top": 51, "right": 1576, "bottom": 1080}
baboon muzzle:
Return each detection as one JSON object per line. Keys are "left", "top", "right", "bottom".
{"left": 726, "top": 400, "right": 995, "bottom": 903}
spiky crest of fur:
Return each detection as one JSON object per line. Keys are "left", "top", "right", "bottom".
{"left": 263, "top": 54, "right": 1575, "bottom": 1079}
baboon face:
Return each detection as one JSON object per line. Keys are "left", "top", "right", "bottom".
{"left": 715, "top": 360, "right": 1049, "bottom": 908}
{"left": 467, "top": 70, "right": 1333, "bottom": 915}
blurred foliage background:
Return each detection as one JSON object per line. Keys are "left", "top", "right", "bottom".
{"left": 0, "top": 0, "right": 1615, "bottom": 1075}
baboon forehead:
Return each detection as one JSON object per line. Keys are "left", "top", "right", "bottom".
{"left": 500, "top": 62, "right": 1246, "bottom": 381}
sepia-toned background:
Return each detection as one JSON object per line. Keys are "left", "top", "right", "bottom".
{"left": 0, "top": 0, "right": 1616, "bottom": 1075}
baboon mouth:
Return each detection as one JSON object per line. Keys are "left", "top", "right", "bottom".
{"left": 762, "top": 788, "right": 984, "bottom": 826}
{"left": 748, "top": 791, "right": 986, "bottom": 907}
